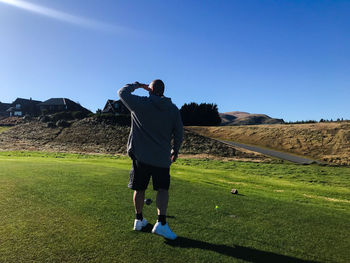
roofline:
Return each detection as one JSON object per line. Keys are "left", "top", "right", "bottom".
{"left": 13, "top": 97, "right": 41, "bottom": 103}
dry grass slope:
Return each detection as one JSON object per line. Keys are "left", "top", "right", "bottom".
{"left": 0, "top": 118, "right": 272, "bottom": 162}
{"left": 187, "top": 123, "right": 350, "bottom": 165}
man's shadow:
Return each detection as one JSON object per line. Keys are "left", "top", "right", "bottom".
{"left": 141, "top": 224, "right": 318, "bottom": 263}
{"left": 165, "top": 237, "right": 319, "bottom": 263}
{"left": 140, "top": 223, "right": 154, "bottom": 233}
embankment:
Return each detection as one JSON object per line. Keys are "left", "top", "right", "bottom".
{"left": 187, "top": 123, "right": 350, "bottom": 166}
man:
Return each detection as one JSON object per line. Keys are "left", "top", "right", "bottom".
{"left": 118, "top": 79, "right": 183, "bottom": 240}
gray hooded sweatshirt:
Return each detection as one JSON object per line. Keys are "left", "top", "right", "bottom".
{"left": 118, "top": 83, "right": 184, "bottom": 168}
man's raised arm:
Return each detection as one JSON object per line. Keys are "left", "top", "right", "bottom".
{"left": 118, "top": 82, "right": 151, "bottom": 111}
{"left": 118, "top": 83, "right": 140, "bottom": 111}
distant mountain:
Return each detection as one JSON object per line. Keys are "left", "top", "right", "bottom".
{"left": 220, "top": 111, "right": 284, "bottom": 126}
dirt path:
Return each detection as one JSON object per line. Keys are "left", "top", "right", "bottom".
{"left": 219, "top": 140, "right": 321, "bottom": 164}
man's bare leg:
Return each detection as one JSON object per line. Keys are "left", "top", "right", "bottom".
{"left": 133, "top": 190, "right": 148, "bottom": 230}
{"left": 152, "top": 188, "right": 177, "bottom": 239}
{"left": 156, "top": 189, "right": 168, "bottom": 224}
{"left": 133, "top": 190, "right": 145, "bottom": 214}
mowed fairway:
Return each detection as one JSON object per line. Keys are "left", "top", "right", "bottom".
{"left": 0, "top": 152, "right": 349, "bottom": 262}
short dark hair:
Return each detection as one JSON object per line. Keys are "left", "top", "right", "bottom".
{"left": 152, "top": 79, "right": 165, "bottom": 96}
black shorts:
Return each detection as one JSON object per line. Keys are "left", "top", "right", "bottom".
{"left": 128, "top": 158, "right": 170, "bottom": 191}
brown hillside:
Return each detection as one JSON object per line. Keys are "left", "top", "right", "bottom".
{"left": 220, "top": 111, "right": 284, "bottom": 126}
{"left": 0, "top": 118, "right": 271, "bottom": 162}
{"left": 187, "top": 123, "right": 350, "bottom": 166}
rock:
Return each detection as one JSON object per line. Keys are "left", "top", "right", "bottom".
{"left": 47, "top": 122, "right": 56, "bottom": 128}
{"left": 56, "top": 120, "right": 70, "bottom": 128}
{"left": 23, "top": 115, "right": 31, "bottom": 121}
{"left": 40, "top": 116, "right": 51, "bottom": 123}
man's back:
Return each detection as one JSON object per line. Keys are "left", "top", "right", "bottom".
{"left": 118, "top": 83, "right": 183, "bottom": 168}
{"left": 120, "top": 80, "right": 183, "bottom": 239}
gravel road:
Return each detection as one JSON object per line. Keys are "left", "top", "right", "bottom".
{"left": 219, "top": 140, "right": 321, "bottom": 164}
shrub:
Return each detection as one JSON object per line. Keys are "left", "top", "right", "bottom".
{"left": 94, "top": 113, "right": 131, "bottom": 126}
{"left": 41, "top": 109, "right": 48, "bottom": 116}
{"left": 51, "top": 112, "right": 74, "bottom": 122}
{"left": 72, "top": 111, "right": 88, "bottom": 120}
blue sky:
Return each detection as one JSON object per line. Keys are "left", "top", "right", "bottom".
{"left": 0, "top": 0, "right": 349, "bottom": 121}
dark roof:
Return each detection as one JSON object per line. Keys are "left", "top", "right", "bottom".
{"left": 38, "top": 98, "right": 91, "bottom": 113}
{"left": 38, "top": 98, "right": 71, "bottom": 106}
{"left": 103, "top": 99, "right": 129, "bottom": 114}
{"left": 103, "top": 100, "right": 116, "bottom": 113}
{"left": 0, "top": 102, "right": 11, "bottom": 111}
{"left": 105, "top": 100, "right": 125, "bottom": 107}
{"left": 13, "top": 98, "right": 42, "bottom": 105}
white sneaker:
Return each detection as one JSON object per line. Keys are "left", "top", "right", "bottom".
{"left": 152, "top": 221, "right": 177, "bottom": 240}
{"left": 133, "top": 218, "right": 148, "bottom": 231}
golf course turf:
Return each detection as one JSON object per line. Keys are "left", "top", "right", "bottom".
{"left": 0, "top": 151, "right": 349, "bottom": 262}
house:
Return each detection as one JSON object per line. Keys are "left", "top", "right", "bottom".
{"left": 0, "top": 102, "right": 12, "bottom": 117}
{"left": 102, "top": 100, "right": 130, "bottom": 115}
{"left": 37, "top": 98, "right": 90, "bottom": 114}
{"left": 6, "top": 98, "right": 42, "bottom": 117}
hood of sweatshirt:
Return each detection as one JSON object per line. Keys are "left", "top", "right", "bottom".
{"left": 150, "top": 95, "right": 173, "bottom": 111}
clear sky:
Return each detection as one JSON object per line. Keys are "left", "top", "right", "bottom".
{"left": 0, "top": 0, "right": 349, "bottom": 121}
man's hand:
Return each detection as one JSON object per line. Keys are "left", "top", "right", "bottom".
{"left": 135, "top": 82, "right": 152, "bottom": 92}
{"left": 171, "top": 150, "right": 178, "bottom": 163}
{"left": 142, "top": 84, "right": 152, "bottom": 92}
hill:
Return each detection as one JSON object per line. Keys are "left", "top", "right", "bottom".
{"left": 220, "top": 111, "right": 284, "bottom": 126}
{"left": 187, "top": 123, "right": 350, "bottom": 166}
{"left": 0, "top": 117, "right": 272, "bottom": 162}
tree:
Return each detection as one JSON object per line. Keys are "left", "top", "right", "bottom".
{"left": 180, "top": 102, "right": 221, "bottom": 126}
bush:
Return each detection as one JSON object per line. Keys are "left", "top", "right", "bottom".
{"left": 72, "top": 111, "right": 89, "bottom": 120}
{"left": 51, "top": 112, "right": 74, "bottom": 122}
{"left": 115, "top": 115, "right": 131, "bottom": 126}
{"left": 94, "top": 113, "right": 131, "bottom": 126}
{"left": 41, "top": 109, "right": 48, "bottom": 116}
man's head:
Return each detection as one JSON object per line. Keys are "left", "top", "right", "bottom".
{"left": 149, "top": 79, "right": 165, "bottom": 96}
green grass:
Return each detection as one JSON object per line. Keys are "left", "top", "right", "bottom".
{"left": 0, "top": 126, "right": 11, "bottom": 133}
{"left": 0, "top": 151, "right": 349, "bottom": 262}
